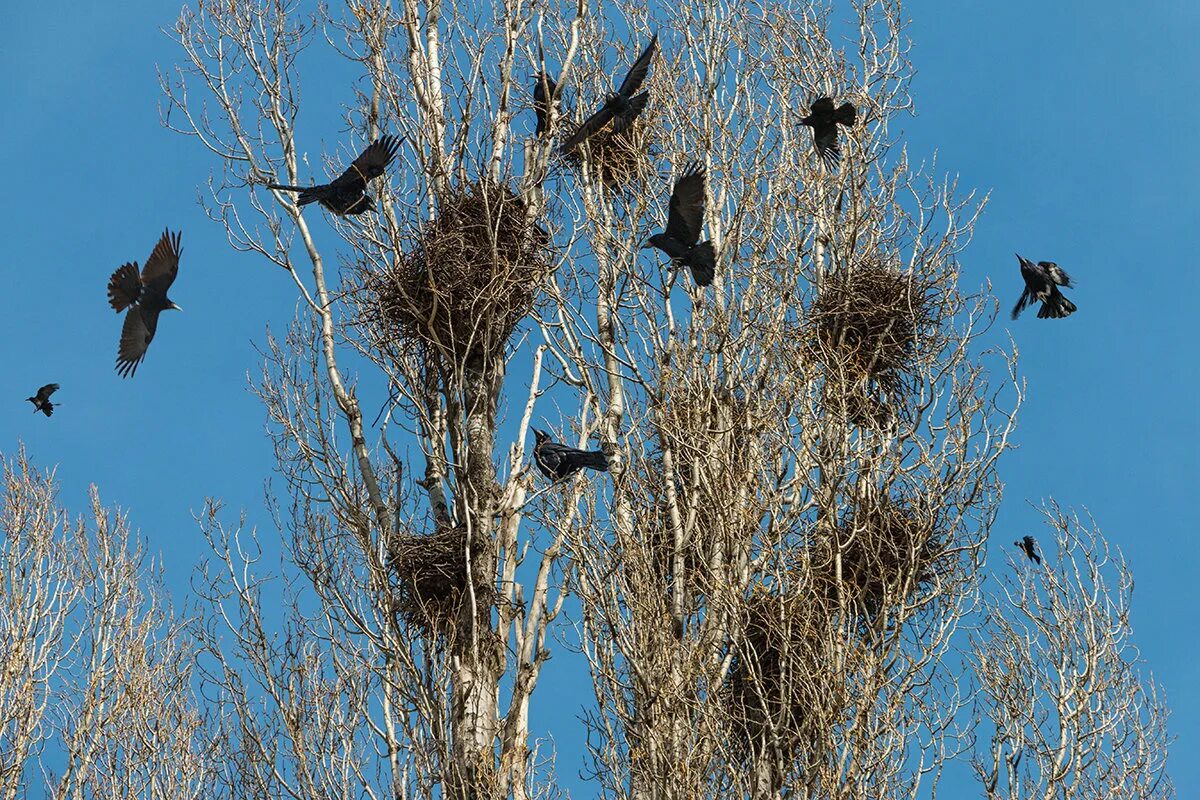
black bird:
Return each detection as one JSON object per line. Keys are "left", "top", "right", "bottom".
{"left": 558, "top": 34, "right": 658, "bottom": 154}
{"left": 107, "top": 230, "right": 183, "bottom": 378}
{"left": 532, "top": 428, "right": 609, "bottom": 482}
{"left": 1012, "top": 254, "right": 1076, "bottom": 320}
{"left": 799, "top": 96, "right": 857, "bottom": 166}
{"left": 1014, "top": 535, "right": 1042, "bottom": 565}
{"left": 644, "top": 161, "right": 716, "bottom": 286}
{"left": 26, "top": 384, "right": 60, "bottom": 417}
{"left": 533, "top": 71, "right": 559, "bottom": 136}
{"left": 267, "top": 135, "right": 401, "bottom": 215}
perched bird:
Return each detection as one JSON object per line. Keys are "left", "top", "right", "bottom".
{"left": 107, "top": 230, "right": 184, "bottom": 378}
{"left": 26, "top": 384, "right": 60, "bottom": 417}
{"left": 533, "top": 69, "right": 559, "bottom": 136}
{"left": 558, "top": 34, "right": 658, "bottom": 154}
{"left": 1014, "top": 535, "right": 1042, "bottom": 565}
{"left": 1012, "top": 254, "right": 1076, "bottom": 320}
{"left": 799, "top": 96, "right": 857, "bottom": 166}
{"left": 267, "top": 134, "right": 401, "bottom": 215}
{"left": 644, "top": 161, "right": 716, "bottom": 286}
{"left": 532, "top": 428, "right": 609, "bottom": 482}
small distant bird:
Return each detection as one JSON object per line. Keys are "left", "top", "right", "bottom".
{"left": 799, "top": 96, "right": 857, "bottom": 166}
{"left": 533, "top": 69, "right": 559, "bottom": 136}
{"left": 559, "top": 34, "right": 658, "bottom": 154}
{"left": 107, "top": 230, "right": 184, "bottom": 378}
{"left": 268, "top": 134, "right": 401, "bottom": 215}
{"left": 26, "top": 384, "right": 60, "bottom": 417}
{"left": 1014, "top": 535, "right": 1042, "bottom": 565}
{"left": 532, "top": 428, "right": 609, "bottom": 482}
{"left": 644, "top": 161, "right": 716, "bottom": 286}
{"left": 1012, "top": 254, "right": 1076, "bottom": 320}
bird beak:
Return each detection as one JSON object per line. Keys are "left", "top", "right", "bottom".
{"left": 169, "top": 302, "right": 184, "bottom": 312}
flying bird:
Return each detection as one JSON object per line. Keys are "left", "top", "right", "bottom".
{"left": 558, "top": 34, "right": 658, "bottom": 154}
{"left": 1014, "top": 535, "right": 1042, "bottom": 565}
{"left": 267, "top": 134, "right": 401, "bottom": 215}
{"left": 799, "top": 96, "right": 857, "bottom": 166}
{"left": 1011, "top": 254, "right": 1076, "bottom": 320}
{"left": 533, "top": 71, "right": 559, "bottom": 136}
{"left": 644, "top": 161, "right": 716, "bottom": 286}
{"left": 26, "top": 384, "right": 60, "bottom": 417}
{"left": 532, "top": 428, "right": 609, "bottom": 482}
{"left": 107, "top": 230, "right": 184, "bottom": 378}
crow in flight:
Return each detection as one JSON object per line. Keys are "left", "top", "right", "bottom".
{"left": 533, "top": 70, "right": 559, "bottom": 136}
{"left": 1014, "top": 535, "right": 1042, "bottom": 565}
{"left": 107, "top": 230, "right": 183, "bottom": 378}
{"left": 559, "top": 34, "right": 658, "bottom": 154}
{"left": 268, "top": 135, "right": 401, "bottom": 215}
{"left": 532, "top": 428, "right": 609, "bottom": 482}
{"left": 644, "top": 161, "right": 716, "bottom": 286}
{"left": 26, "top": 384, "right": 60, "bottom": 417}
{"left": 1012, "top": 254, "right": 1076, "bottom": 320}
{"left": 800, "top": 96, "right": 857, "bottom": 166}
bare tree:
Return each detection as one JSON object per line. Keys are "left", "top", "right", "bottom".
{"left": 0, "top": 446, "right": 206, "bottom": 799}
{"left": 970, "top": 503, "right": 1175, "bottom": 799}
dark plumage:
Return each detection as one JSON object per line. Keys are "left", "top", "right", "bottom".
{"left": 644, "top": 161, "right": 716, "bottom": 286}
{"left": 1014, "top": 535, "right": 1042, "bottom": 565}
{"left": 799, "top": 96, "right": 857, "bottom": 166}
{"left": 268, "top": 135, "right": 401, "bottom": 215}
{"left": 107, "top": 230, "right": 183, "bottom": 378}
{"left": 1011, "top": 254, "right": 1076, "bottom": 320}
{"left": 559, "top": 34, "right": 658, "bottom": 154}
{"left": 532, "top": 428, "right": 609, "bottom": 482}
{"left": 26, "top": 384, "right": 60, "bottom": 417}
{"left": 533, "top": 71, "right": 559, "bottom": 136}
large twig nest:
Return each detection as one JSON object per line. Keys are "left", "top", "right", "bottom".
{"left": 561, "top": 120, "right": 656, "bottom": 191}
{"left": 366, "top": 180, "right": 552, "bottom": 363}
{"left": 806, "top": 263, "right": 934, "bottom": 381}
{"left": 388, "top": 524, "right": 482, "bottom": 629}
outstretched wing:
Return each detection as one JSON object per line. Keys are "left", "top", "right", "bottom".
{"left": 1039, "top": 261, "right": 1072, "bottom": 287}
{"left": 616, "top": 33, "right": 658, "bottom": 97}
{"left": 559, "top": 105, "right": 616, "bottom": 153}
{"left": 835, "top": 101, "right": 857, "bottom": 126}
{"left": 116, "top": 307, "right": 159, "bottom": 378}
{"left": 808, "top": 96, "right": 835, "bottom": 118}
{"left": 1011, "top": 287, "right": 1031, "bottom": 320}
{"left": 36, "top": 384, "right": 60, "bottom": 402}
{"left": 107, "top": 263, "right": 142, "bottom": 311}
{"left": 811, "top": 122, "right": 841, "bottom": 166}
{"left": 141, "top": 230, "right": 182, "bottom": 294}
{"left": 665, "top": 162, "right": 706, "bottom": 246}
{"left": 333, "top": 135, "right": 401, "bottom": 190}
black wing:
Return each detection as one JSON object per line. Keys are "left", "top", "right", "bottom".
{"left": 116, "top": 307, "right": 159, "bottom": 378}
{"left": 665, "top": 162, "right": 706, "bottom": 246}
{"left": 107, "top": 263, "right": 142, "bottom": 312}
{"left": 1039, "top": 261, "right": 1072, "bottom": 287}
{"left": 616, "top": 33, "right": 658, "bottom": 97}
{"left": 534, "top": 72, "right": 558, "bottom": 135}
{"left": 559, "top": 105, "right": 616, "bottom": 153}
{"left": 331, "top": 135, "right": 401, "bottom": 190}
{"left": 808, "top": 96, "right": 835, "bottom": 119}
{"left": 1011, "top": 287, "right": 1031, "bottom": 320}
{"left": 141, "top": 230, "right": 182, "bottom": 295}
{"left": 812, "top": 122, "right": 841, "bottom": 165}
{"left": 35, "top": 384, "right": 59, "bottom": 403}
{"left": 835, "top": 101, "right": 857, "bottom": 126}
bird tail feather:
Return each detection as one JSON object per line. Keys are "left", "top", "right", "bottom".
{"left": 267, "top": 183, "right": 321, "bottom": 206}
{"left": 1036, "top": 288, "right": 1076, "bottom": 319}
{"left": 582, "top": 450, "right": 609, "bottom": 472}
{"left": 1011, "top": 288, "right": 1031, "bottom": 320}
{"left": 107, "top": 263, "right": 142, "bottom": 312}
{"left": 688, "top": 241, "right": 717, "bottom": 287}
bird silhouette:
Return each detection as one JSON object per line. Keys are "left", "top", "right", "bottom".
{"left": 268, "top": 135, "right": 401, "bottom": 215}
{"left": 533, "top": 71, "right": 559, "bottom": 136}
{"left": 644, "top": 161, "right": 716, "bottom": 286}
{"left": 26, "top": 384, "right": 60, "bottom": 417}
{"left": 800, "top": 96, "right": 856, "bottom": 166}
{"left": 1014, "top": 535, "right": 1042, "bottom": 565}
{"left": 1011, "top": 254, "right": 1076, "bottom": 320}
{"left": 532, "top": 429, "right": 609, "bottom": 482}
{"left": 559, "top": 34, "right": 658, "bottom": 154}
{"left": 107, "top": 230, "right": 183, "bottom": 378}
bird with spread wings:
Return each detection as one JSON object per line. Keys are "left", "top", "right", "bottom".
{"left": 559, "top": 34, "right": 658, "bottom": 154}
{"left": 268, "top": 134, "right": 401, "bottom": 215}
{"left": 107, "top": 230, "right": 184, "bottom": 378}
{"left": 644, "top": 161, "right": 716, "bottom": 287}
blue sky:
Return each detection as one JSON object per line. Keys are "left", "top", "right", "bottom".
{"left": 2, "top": 0, "right": 1197, "bottom": 794}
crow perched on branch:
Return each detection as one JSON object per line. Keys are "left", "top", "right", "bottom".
{"left": 26, "top": 384, "right": 60, "bottom": 417}
{"left": 800, "top": 96, "right": 857, "bottom": 166}
{"left": 533, "top": 70, "right": 559, "bottom": 136}
{"left": 532, "top": 428, "right": 609, "bottom": 482}
{"left": 1014, "top": 535, "right": 1042, "bottom": 565}
{"left": 107, "top": 229, "right": 184, "bottom": 378}
{"left": 558, "top": 34, "right": 658, "bottom": 154}
{"left": 1012, "top": 254, "right": 1076, "bottom": 320}
{"left": 268, "top": 135, "right": 401, "bottom": 215}
{"left": 644, "top": 161, "right": 716, "bottom": 286}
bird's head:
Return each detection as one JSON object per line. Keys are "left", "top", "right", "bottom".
{"left": 1014, "top": 253, "right": 1032, "bottom": 267}
{"left": 532, "top": 428, "right": 550, "bottom": 445}
{"left": 643, "top": 233, "right": 667, "bottom": 251}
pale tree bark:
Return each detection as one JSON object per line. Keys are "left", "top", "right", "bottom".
{"left": 970, "top": 502, "right": 1174, "bottom": 800}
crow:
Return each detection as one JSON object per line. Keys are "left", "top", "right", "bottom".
{"left": 107, "top": 230, "right": 183, "bottom": 378}
{"left": 1014, "top": 535, "right": 1042, "bottom": 565}
{"left": 1012, "top": 254, "right": 1076, "bottom": 320}
{"left": 26, "top": 384, "right": 60, "bottom": 417}
{"left": 800, "top": 96, "right": 857, "bottom": 166}
{"left": 644, "top": 161, "right": 716, "bottom": 286}
{"left": 558, "top": 34, "right": 658, "bottom": 154}
{"left": 533, "top": 71, "right": 559, "bottom": 136}
{"left": 267, "top": 135, "right": 401, "bottom": 215}
{"left": 532, "top": 428, "right": 609, "bottom": 482}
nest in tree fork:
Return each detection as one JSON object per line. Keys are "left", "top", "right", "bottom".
{"left": 367, "top": 180, "right": 552, "bottom": 362}
{"left": 562, "top": 118, "right": 656, "bottom": 191}
{"left": 388, "top": 524, "right": 487, "bottom": 628}
{"left": 806, "top": 263, "right": 933, "bottom": 381}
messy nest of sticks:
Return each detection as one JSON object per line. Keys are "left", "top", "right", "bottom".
{"left": 387, "top": 524, "right": 487, "bottom": 630}
{"left": 560, "top": 119, "right": 657, "bottom": 191}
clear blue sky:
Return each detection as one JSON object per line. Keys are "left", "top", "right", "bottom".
{"left": 2, "top": 0, "right": 1196, "bottom": 794}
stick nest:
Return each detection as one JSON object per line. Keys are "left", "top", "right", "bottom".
{"left": 388, "top": 524, "right": 483, "bottom": 629}
{"left": 561, "top": 120, "right": 656, "bottom": 191}
{"left": 366, "top": 180, "right": 552, "bottom": 362}
{"left": 806, "top": 263, "right": 934, "bottom": 380}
